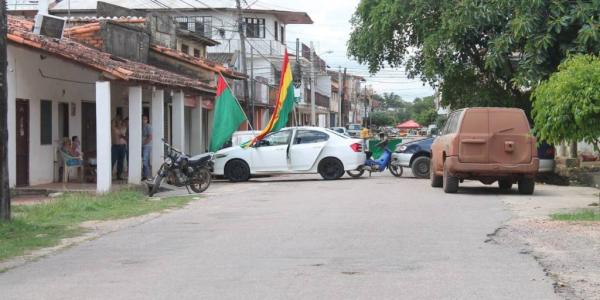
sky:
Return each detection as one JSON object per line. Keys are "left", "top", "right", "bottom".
{"left": 257, "top": 0, "right": 435, "bottom": 101}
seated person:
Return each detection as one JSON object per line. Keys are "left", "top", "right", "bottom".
{"left": 70, "top": 136, "right": 81, "bottom": 157}
{"left": 61, "top": 137, "right": 82, "bottom": 166}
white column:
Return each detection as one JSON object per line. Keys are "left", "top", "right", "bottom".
{"left": 7, "top": 52, "right": 16, "bottom": 187}
{"left": 128, "top": 86, "right": 143, "bottom": 184}
{"left": 151, "top": 89, "right": 165, "bottom": 176}
{"left": 172, "top": 91, "right": 186, "bottom": 151}
{"left": 191, "top": 96, "right": 204, "bottom": 154}
{"left": 95, "top": 82, "right": 112, "bottom": 193}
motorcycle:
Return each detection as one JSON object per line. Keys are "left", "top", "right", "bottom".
{"left": 347, "top": 142, "right": 403, "bottom": 178}
{"left": 148, "top": 140, "right": 213, "bottom": 196}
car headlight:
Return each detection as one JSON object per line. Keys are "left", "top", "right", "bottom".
{"left": 214, "top": 153, "right": 228, "bottom": 159}
{"left": 164, "top": 157, "right": 173, "bottom": 165}
{"left": 396, "top": 145, "right": 408, "bottom": 152}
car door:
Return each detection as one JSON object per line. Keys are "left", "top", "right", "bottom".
{"left": 251, "top": 129, "right": 292, "bottom": 172}
{"left": 289, "top": 130, "right": 329, "bottom": 171}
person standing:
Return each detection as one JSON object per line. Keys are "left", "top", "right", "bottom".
{"left": 142, "top": 115, "right": 152, "bottom": 180}
{"left": 111, "top": 116, "right": 127, "bottom": 180}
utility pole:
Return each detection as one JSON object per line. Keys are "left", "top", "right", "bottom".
{"left": 294, "top": 38, "right": 301, "bottom": 126}
{"left": 341, "top": 68, "right": 347, "bottom": 127}
{"left": 309, "top": 41, "right": 316, "bottom": 126}
{"left": 0, "top": 0, "right": 10, "bottom": 221}
{"left": 250, "top": 47, "right": 255, "bottom": 128}
{"left": 337, "top": 66, "right": 342, "bottom": 127}
{"left": 236, "top": 0, "right": 252, "bottom": 127}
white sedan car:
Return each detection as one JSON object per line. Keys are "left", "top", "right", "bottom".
{"left": 213, "top": 127, "right": 366, "bottom": 181}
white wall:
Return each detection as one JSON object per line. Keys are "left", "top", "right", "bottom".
{"left": 7, "top": 45, "right": 98, "bottom": 187}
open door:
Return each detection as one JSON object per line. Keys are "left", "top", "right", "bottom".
{"left": 15, "top": 99, "right": 29, "bottom": 186}
{"left": 289, "top": 129, "right": 328, "bottom": 171}
{"left": 251, "top": 130, "right": 291, "bottom": 172}
{"left": 81, "top": 102, "right": 96, "bottom": 158}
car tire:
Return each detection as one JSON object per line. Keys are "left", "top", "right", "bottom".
{"left": 347, "top": 170, "right": 365, "bottom": 178}
{"left": 318, "top": 158, "right": 344, "bottom": 180}
{"left": 411, "top": 156, "right": 431, "bottom": 179}
{"left": 443, "top": 161, "right": 459, "bottom": 193}
{"left": 225, "top": 159, "right": 251, "bottom": 182}
{"left": 518, "top": 177, "right": 535, "bottom": 195}
{"left": 430, "top": 160, "right": 443, "bottom": 188}
{"left": 498, "top": 179, "right": 513, "bottom": 191}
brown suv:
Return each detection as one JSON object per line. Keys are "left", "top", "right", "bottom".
{"left": 430, "top": 108, "right": 539, "bottom": 194}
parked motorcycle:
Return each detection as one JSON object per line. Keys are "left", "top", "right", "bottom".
{"left": 148, "top": 140, "right": 213, "bottom": 196}
{"left": 347, "top": 140, "right": 403, "bottom": 178}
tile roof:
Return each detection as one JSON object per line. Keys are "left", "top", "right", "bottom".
{"left": 64, "top": 21, "right": 246, "bottom": 79}
{"left": 207, "top": 52, "right": 238, "bottom": 66}
{"left": 150, "top": 45, "right": 246, "bottom": 80}
{"left": 7, "top": 16, "right": 215, "bottom": 93}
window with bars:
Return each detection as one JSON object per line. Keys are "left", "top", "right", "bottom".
{"left": 245, "top": 18, "right": 265, "bottom": 38}
{"left": 181, "top": 44, "right": 189, "bottom": 54}
{"left": 193, "top": 48, "right": 201, "bottom": 58}
{"left": 175, "top": 16, "right": 212, "bottom": 37}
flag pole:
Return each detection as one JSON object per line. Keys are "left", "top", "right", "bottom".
{"left": 219, "top": 73, "right": 256, "bottom": 132}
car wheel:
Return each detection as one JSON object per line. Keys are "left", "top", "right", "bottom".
{"left": 225, "top": 159, "right": 250, "bottom": 182}
{"left": 347, "top": 170, "right": 365, "bottom": 178}
{"left": 411, "top": 156, "right": 431, "bottom": 179}
{"left": 498, "top": 179, "right": 513, "bottom": 191}
{"left": 318, "top": 158, "right": 344, "bottom": 180}
{"left": 389, "top": 164, "right": 403, "bottom": 177}
{"left": 518, "top": 177, "right": 535, "bottom": 195}
{"left": 443, "top": 161, "right": 459, "bottom": 193}
{"left": 430, "top": 160, "right": 443, "bottom": 188}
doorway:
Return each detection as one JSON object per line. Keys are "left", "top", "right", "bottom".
{"left": 16, "top": 99, "right": 29, "bottom": 186}
{"left": 58, "top": 102, "right": 69, "bottom": 140}
{"left": 81, "top": 102, "right": 96, "bottom": 158}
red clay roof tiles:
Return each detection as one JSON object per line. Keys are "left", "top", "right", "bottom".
{"left": 7, "top": 16, "right": 215, "bottom": 93}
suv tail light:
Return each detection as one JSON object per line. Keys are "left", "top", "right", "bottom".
{"left": 350, "top": 143, "right": 363, "bottom": 152}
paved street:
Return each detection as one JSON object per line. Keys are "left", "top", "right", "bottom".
{"left": 1, "top": 173, "right": 559, "bottom": 300}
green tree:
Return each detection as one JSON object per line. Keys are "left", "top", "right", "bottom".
{"left": 348, "top": 0, "right": 600, "bottom": 113}
{"left": 370, "top": 111, "right": 396, "bottom": 126}
{"left": 532, "top": 55, "right": 600, "bottom": 153}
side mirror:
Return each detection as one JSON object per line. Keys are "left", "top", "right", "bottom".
{"left": 255, "top": 140, "right": 269, "bottom": 147}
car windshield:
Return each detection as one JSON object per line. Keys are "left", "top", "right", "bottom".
{"left": 348, "top": 125, "right": 360, "bottom": 130}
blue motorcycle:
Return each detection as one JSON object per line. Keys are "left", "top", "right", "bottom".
{"left": 347, "top": 144, "right": 403, "bottom": 178}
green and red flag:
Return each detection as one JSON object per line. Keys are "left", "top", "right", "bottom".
{"left": 209, "top": 75, "right": 248, "bottom": 152}
{"left": 243, "top": 50, "right": 295, "bottom": 147}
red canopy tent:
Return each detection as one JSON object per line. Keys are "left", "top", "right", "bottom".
{"left": 396, "top": 120, "right": 421, "bottom": 129}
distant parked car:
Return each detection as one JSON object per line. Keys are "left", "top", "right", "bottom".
{"left": 392, "top": 137, "right": 434, "bottom": 178}
{"left": 347, "top": 124, "right": 362, "bottom": 137}
{"left": 213, "top": 127, "right": 366, "bottom": 181}
{"left": 430, "top": 108, "right": 539, "bottom": 194}
{"left": 538, "top": 142, "right": 555, "bottom": 173}
{"left": 331, "top": 127, "right": 350, "bottom": 136}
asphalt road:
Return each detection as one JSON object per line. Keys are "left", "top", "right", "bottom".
{"left": 1, "top": 172, "right": 559, "bottom": 300}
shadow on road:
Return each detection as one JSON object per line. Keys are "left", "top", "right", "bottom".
{"left": 456, "top": 186, "right": 553, "bottom": 197}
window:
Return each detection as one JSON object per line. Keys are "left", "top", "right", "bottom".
{"left": 262, "top": 130, "right": 291, "bottom": 146}
{"left": 443, "top": 111, "right": 462, "bottom": 134}
{"left": 280, "top": 25, "right": 285, "bottom": 43}
{"left": 175, "top": 16, "right": 212, "bottom": 37}
{"left": 193, "top": 48, "right": 201, "bottom": 58}
{"left": 294, "top": 130, "right": 329, "bottom": 144}
{"left": 274, "top": 21, "right": 278, "bottom": 40}
{"left": 245, "top": 18, "right": 265, "bottom": 38}
{"left": 40, "top": 100, "right": 52, "bottom": 145}
{"left": 181, "top": 44, "right": 189, "bottom": 54}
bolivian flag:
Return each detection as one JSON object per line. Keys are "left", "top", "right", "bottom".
{"left": 243, "top": 50, "right": 295, "bottom": 147}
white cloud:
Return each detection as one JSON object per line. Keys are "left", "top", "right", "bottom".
{"left": 263, "top": 0, "right": 435, "bottom": 100}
